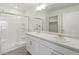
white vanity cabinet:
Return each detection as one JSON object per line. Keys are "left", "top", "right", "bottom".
{"left": 26, "top": 33, "right": 79, "bottom": 55}
{"left": 26, "top": 35, "right": 61, "bottom": 55}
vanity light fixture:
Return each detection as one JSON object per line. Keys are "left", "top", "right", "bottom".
{"left": 36, "top": 3, "right": 47, "bottom": 11}
{"left": 36, "top": 3, "right": 55, "bottom": 11}
{"left": 14, "top": 6, "right": 18, "bottom": 9}
{"left": 40, "top": 3, "right": 47, "bottom": 9}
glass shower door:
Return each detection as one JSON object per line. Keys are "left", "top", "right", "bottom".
{"left": 0, "top": 19, "right": 8, "bottom": 53}
{"left": 0, "top": 14, "right": 17, "bottom": 53}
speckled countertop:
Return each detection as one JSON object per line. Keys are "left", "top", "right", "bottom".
{"left": 26, "top": 32, "right": 79, "bottom": 52}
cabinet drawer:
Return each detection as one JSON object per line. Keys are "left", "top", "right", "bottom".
{"left": 39, "top": 44, "right": 61, "bottom": 55}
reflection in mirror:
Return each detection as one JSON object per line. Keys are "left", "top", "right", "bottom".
{"left": 31, "top": 18, "right": 43, "bottom": 32}
{"left": 49, "top": 16, "right": 58, "bottom": 33}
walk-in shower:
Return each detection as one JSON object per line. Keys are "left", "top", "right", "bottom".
{"left": 0, "top": 11, "right": 29, "bottom": 54}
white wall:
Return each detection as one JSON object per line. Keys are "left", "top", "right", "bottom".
{"left": 63, "top": 12, "right": 79, "bottom": 36}
{"left": 46, "top": 4, "right": 79, "bottom": 35}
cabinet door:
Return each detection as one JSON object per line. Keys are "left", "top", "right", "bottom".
{"left": 31, "top": 40, "right": 39, "bottom": 55}
{"left": 39, "top": 44, "right": 60, "bottom": 55}
{"left": 26, "top": 37, "right": 40, "bottom": 55}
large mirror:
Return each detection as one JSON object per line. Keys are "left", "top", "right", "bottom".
{"left": 47, "top": 3, "right": 79, "bottom": 38}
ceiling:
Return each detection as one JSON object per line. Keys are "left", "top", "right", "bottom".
{"left": 46, "top": 3, "right": 79, "bottom": 11}
{"left": 0, "top": 3, "right": 41, "bottom": 13}
{"left": 0, "top": 3, "right": 78, "bottom": 13}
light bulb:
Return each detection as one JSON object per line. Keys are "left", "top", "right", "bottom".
{"left": 14, "top": 6, "right": 18, "bottom": 9}
{"left": 36, "top": 3, "right": 47, "bottom": 11}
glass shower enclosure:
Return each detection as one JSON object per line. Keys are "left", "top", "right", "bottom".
{"left": 0, "top": 13, "right": 29, "bottom": 54}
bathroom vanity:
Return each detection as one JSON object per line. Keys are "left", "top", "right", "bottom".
{"left": 25, "top": 32, "right": 79, "bottom": 55}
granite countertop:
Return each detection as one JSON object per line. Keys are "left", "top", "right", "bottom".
{"left": 26, "top": 32, "right": 79, "bottom": 52}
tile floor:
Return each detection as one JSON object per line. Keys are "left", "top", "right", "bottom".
{"left": 2, "top": 46, "right": 31, "bottom": 55}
